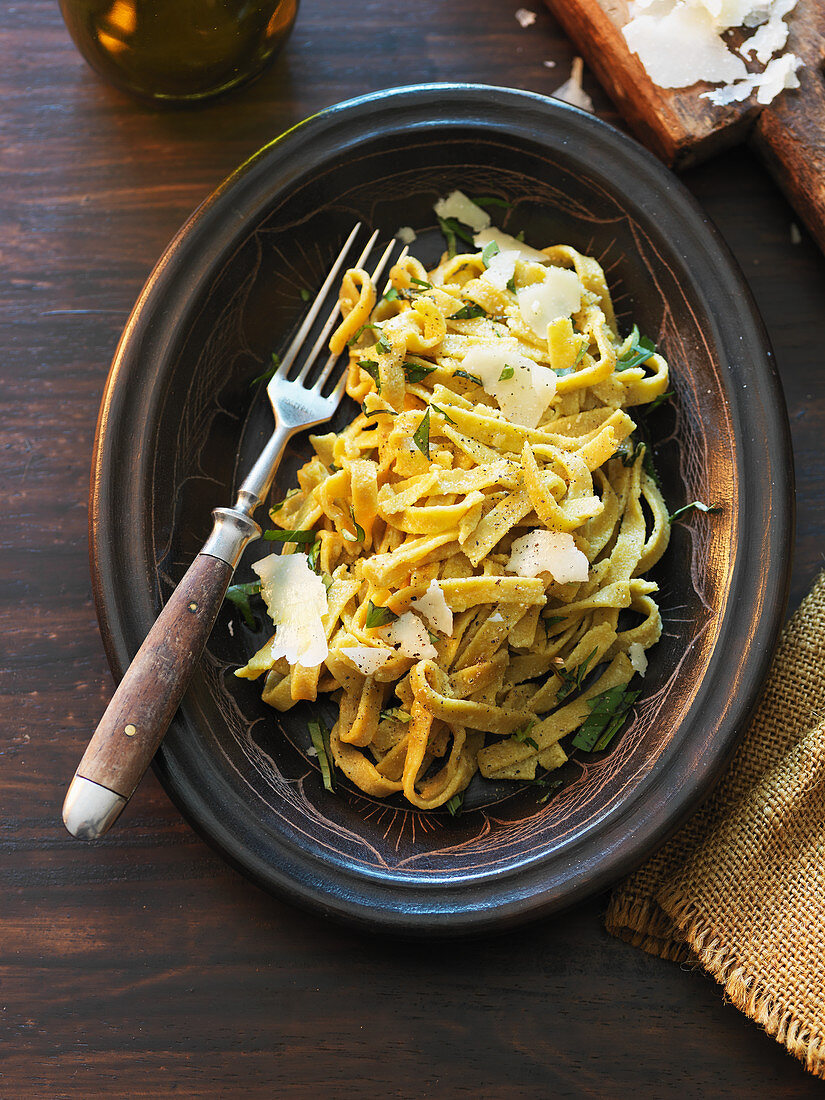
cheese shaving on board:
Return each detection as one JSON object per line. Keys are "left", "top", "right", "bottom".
{"left": 234, "top": 219, "right": 673, "bottom": 810}
{"left": 622, "top": 0, "right": 801, "bottom": 107}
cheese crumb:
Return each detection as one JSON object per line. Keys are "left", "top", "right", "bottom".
{"left": 515, "top": 7, "right": 537, "bottom": 27}
{"left": 507, "top": 530, "right": 589, "bottom": 583}
{"left": 341, "top": 645, "right": 395, "bottom": 676}
{"left": 552, "top": 57, "right": 595, "bottom": 112}
{"left": 379, "top": 611, "right": 438, "bottom": 660}
{"left": 254, "top": 553, "right": 328, "bottom": 668}
{"left": 396, "top": 226, "right": 417, "bottom": 244}
{"left": 411, "top": 579, "right": 454, "bottom": 636}
{"left": 628, "top": 642, "right": 649, "bottom": 676}
{"left": 433, "top": 190, "right": 491, "bottom": 233}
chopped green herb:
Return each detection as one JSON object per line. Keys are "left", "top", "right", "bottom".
{"left": 262, "top": 528, "right": 317, "bottom": 544}
{"left": 446, "top": 793, "right": 464, "bottom": 816}
{"left": 361, "top": 406, "right": 397, "bottom": 419}
{"left": 349, "top": 506, "right": 365, "bottom": 543}
{"left": 224, "top": 581, "right": 261, "bottom": 629}
{"left": 453, "top": 368, "right": 482, "bottom": 385}
{"left": 669, "top": 500, "right": 722, "bottom": 522}
{"left": 300, "top": 288, "right": 311, "bottom": 302}
{"left": 413, "top": 408, "right": 431, "bottom": 458}
{"left": 306, "top": 540, "right": 321, "bottom": 573}
{"left": 308, "top": 718, "right": 335, "bottom": 792}
{"left": 431, "top": 403, "right": 456, "bottom": 424}
{"left": 437, "top": 216, "right": 476, "bottom": 258}
{"left": 403, "top": 360, "right": 436, "bottom": 384}
{"left": 427, "top": 629, "right": 440, "bottom": 645}
{"left": 556, "top": 647, "right": 599, "bottom": 702}
{"left": 498, "top": 364, "right": 515, "bottom": 381}
{"left": 365, "top": 601, "right": 398, "bottom": 629}
{"left": 572, "top": 341, "right": 588, "bottom": 369}
{"left": 572, "top": 686, "right": 640, "bottom": 753}
{"left": 359, "top": 359, "right": 381, "bottom": 391}
{"left": 506, "top": 275, "right": 517, "bottom": 294}
{"left": 410, "top": 276, "right": 433, "bottom": 290}
{"left": 377, "top": 331, "right": 391, "bottom": 353}
{"left": 481, "top": 240, "right": 500, "bottom": 268}
{"left": 515, "top": 229, "right": 525, "bottom": 242}
{"left": 449, "top": 302, "right": 487, "bottom": 321}
{"left": 270, "top": 488, "right": 299, "bottom": 515}
{"left": 616, "top": 325, "right": 656, "bottom": 372}
{"left": 513, "top": 719, "right": 538, "bottom": 749}
{"left": 538, "top": 777, "right": 564, "bottom": 803}
{"left": 251, "top": 352, "right": 281, "bottom": 387}
{"left": 646, "top": 389, "right": 674, "bottom": 413}
{"left": 380, "top": 707, "right": 411, "bottom": 723}
{"left": 383, "top": 286, "right": 399, "bottom": 302}
{"left": 321, "top": 573, "right": 333, "bottom": 592}
{"left": 328, "top": 463, "right": 341, "bottom": 473}
{"left": 617, "top": 439, "right": 645, "bottom": 468}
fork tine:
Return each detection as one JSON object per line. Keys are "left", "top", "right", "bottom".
{"left": 310, "top": 238, "right": 406, "bottom": 392}
{"left": 294, "top": 229, "right": 380, "bottom": 383}
{"left": 275, "top": 221, "right": 363, "bottom": 379}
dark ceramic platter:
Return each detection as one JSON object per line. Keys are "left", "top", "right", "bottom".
{"left": 90, "top": 84, "right": 792, "bottom": 936}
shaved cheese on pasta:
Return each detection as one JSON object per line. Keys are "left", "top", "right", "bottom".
{"left": 507, "top": 530, "right": 589, "bottom": 583}
{"left": 411, "top": 579, "right": 454, "bottom": 635}
{"left": 380, "top": 611, "right": 438, "bottom": 660}
{"left": 341, "top": 646, "right": 395, "bottom": 675}
{"left": 517, "top": 268, "right": 582, "bottom": 338}
{"left": 459, "top": 344, "right": 556, "bottom": 429}
{"left": 433, "top": 190, "right": 491, "bottom": 233}
{"left": 628, "top": 642, "right": 649, "bottom": 676}
{"left": 482, "top": 248, "right": 521, "bottom": 290}
{"left": 253, "top": 554, "right": 328, "bottom": 668}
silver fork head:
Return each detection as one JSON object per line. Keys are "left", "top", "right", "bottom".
{"left": 264, "top": 224, "right": 405, "bottom": 432}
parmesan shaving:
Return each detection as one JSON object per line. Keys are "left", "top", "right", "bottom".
{"left": 481, "top": 247, "right": 520, "bottom": 291}
{"left": 515, "top": 7, "right": 536, "bottom": 27}
{"left": 459, "top": 344, "right": 557, "bottom": 429}
{"left": 253, "top": 553, "right": 328, "bottom": 668}
{"left": 628, "top": 642, "right": 649, "bottom": 676}
{"left": 411, "top": 579, "right": 454, "bottom": 636}
{"left": 517, "top": 267, "right": 582, "bottom": 339}
{"left": 396, "top": 225, "right": 417, "bottom": 244}
{"left": 380, "top": 611, "right": 438, "bottom": 660}
{"left": 551, "top": 57, "right": 595, "bottom": 113}
{"left": 507, "top": 530, "right": 589, "bottom": 584}
{"left": 341, "top": 645, "right": 395, "bottom": 676}
{"left": 622, "top": 0, "right": 801, "bottom": 107}
{"left": 433, "top": 190, "right": 491, "bottom": 233}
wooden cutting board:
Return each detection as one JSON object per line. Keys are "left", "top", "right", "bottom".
{"left": 543, "top": 0, "right": 825, "bottom": 251}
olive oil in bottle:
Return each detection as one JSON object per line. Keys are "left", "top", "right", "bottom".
{"left": 59, "top": 0, "right": 299, "bottom": 103}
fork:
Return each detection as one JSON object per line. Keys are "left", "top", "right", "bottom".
{"left": 63, "top": 223, "right": 401, "bottom": 840}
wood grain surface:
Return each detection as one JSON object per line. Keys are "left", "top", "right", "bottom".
{"left": 3, "top": 1, "right": 825, "bottom": 1096}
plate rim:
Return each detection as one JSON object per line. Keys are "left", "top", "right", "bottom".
{"left": 89, "top": 82, "right": 794, "bottom": 935}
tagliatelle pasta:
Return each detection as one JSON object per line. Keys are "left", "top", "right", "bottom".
{"left": 235, "top": 218, "right": 671, "bottom": 810}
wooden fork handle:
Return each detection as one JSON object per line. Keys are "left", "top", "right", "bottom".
{"left": 63, "top": 552, "right": 234, "bottom": 838}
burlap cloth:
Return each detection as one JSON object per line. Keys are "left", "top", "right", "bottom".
{"left": 606, "top": 571, "right": 825, "bottom": 1078}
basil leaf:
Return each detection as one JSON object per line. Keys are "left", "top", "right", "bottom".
{"left": 380, "top": 707, "right": 411, "bottom": 723}
{"left": 616, "top": 325, "right": 657, "bottom": 371}
{"left": 262, "top": 529, "right": 317, "bottom": 544}
{"left": 359, "top": 359, "right": 381, "bottom": 392}
{"left": 449, "top": 302, "right": 487, "bottom": 320}
{"left": 365, "top": 601, "right": 398, "bottom": 629}
{"left": 453, "top": 369, "right": 482, "bottom": 385}
{"left": 669, "top": 500, "right": 722, "bottom": 522}
{"left": 506, "top": 275, "right": 517, "bottom": 294}
{"left": 413, "top": 408, "right": 431, "bottom": 457}
{"left": 403, "top": 361, "right": 435, "bottom": 384}
{"left": 481, "top": 240, "right": 500, "bottom": 268}
{"left": 251, "top": 352, "right": 280, "bottom": 387}
{"left": 498, "top": 365, "right": 514, "bottom": 381}
{"left": 224, "top": 581, "right": 261, "bottom": 629}
{"left": 446, "top": 793, "right": 464, "bottom": 816}
{"left": 383, "top": 286, "right": 399, "bottom": 302}
{"left": 308, "top": 718, "right": 335, "bottom": 792}
{"left": 431, "top": 404, "right": 456, "bottom": 424}
{"left": 410, "top": 276, "right": 432, "bottom": 290}
{"left": 306, "top": 540, "right": 321, "bottom": 573}
{"left": 572, "top": 687, "right": 640, "bottom": 753}
{"left": 556, "top": 647, "right": 598, "bottom": 702}
{"left": 349, "top": 506, "right": 365, "bottom": 543}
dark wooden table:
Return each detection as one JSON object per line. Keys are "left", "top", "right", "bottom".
{"left": 4, "top": 2, "right": 824, "bottom": 1096}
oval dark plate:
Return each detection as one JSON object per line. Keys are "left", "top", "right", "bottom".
{"left": 90, "top": 84, "right": 793, "bottom": 936}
